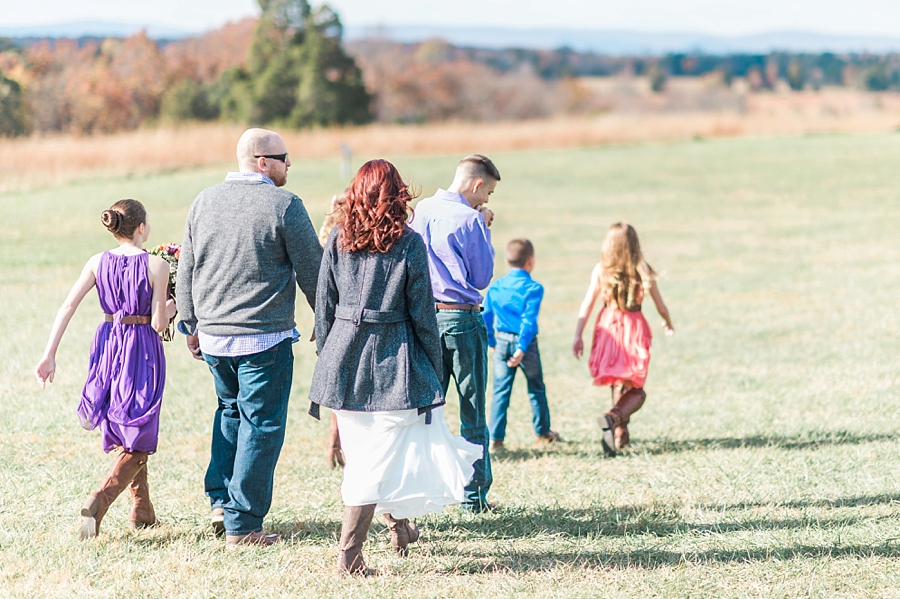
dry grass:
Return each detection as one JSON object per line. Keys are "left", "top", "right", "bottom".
{"left": 5, "top": 133, "right": 900, "bottom": 597}
{"left": 5, "top": 89, "right": 900, "bottom": 192}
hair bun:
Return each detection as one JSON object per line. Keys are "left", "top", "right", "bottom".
{"left": 101, "top": 209, "right": 122, "bottom": 234}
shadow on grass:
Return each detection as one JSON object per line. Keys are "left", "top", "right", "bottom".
{"left": 423, "top": 503, "right": 880, "bottom": 541}
{"left": 636, "top": 430, "right": 900, "bottom": 456}
{"left": 492, "top": 430, "right": 900, "bottom": 462}
{"left": 441, "top": 542, "right": 900, "bottom": 573}
{"left": 703, "top": 492, "right": 900, "bottom": 512}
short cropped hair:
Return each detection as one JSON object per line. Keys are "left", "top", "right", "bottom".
{"left": 505, "top": 238, "right": 534, "bottom": 268}
{"left": 457, "top": 154, "right": 501, "bottom": 182}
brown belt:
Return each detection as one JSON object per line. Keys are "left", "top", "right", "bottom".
{"left": 435, "top": 302, "right": 482, "bottom": 312}
{"left": 104, "top": 314, "right": 152, "bottom": 325}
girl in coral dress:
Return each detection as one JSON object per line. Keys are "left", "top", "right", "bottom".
{"left": 35, "top": 199, "right": 176, "bottom": 539}
{"left": 572, "top": 222, "right": 674, "bottom": 456}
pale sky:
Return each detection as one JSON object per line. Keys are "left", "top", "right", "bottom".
{"left": 2, "top": 0, "right": 900, "bottom": 37}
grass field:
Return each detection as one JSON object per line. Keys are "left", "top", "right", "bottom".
{"left": 3, "top": 132, "right": 900, "bottom": 598}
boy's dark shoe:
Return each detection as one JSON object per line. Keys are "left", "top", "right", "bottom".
{"left": 535, "top": 430, "right": 560, "bottom": 445}
{"left": 490, "top": 440, "right": 504, "bottom": 451}
{"left": 461, "top": 500, "right": 499, "bottom": 514}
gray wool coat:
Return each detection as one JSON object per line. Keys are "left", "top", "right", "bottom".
{"left": 308, "top": 227, "right": 445, "bottom": 417}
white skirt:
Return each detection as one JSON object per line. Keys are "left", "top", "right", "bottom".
{"left": 335, "top": 406, "right": 483, "bottom": 519}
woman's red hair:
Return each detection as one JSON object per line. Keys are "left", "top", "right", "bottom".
{"left": 339, "top": 159, "right": 416, "bottom": 253}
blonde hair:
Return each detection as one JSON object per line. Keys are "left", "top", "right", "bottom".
{"left": 318, "top": 190, "right": 347, "bottom": 244}
{"left": 600, "top": 222, "right": 655, "bottom": 310}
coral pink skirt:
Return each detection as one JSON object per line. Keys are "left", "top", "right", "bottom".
{"left": 588, "top": 307, "right": 652, "bottom": 388}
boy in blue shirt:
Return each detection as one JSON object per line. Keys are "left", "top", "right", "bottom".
{"left": 483, "top": 239, "right": 559, "bottom": 449}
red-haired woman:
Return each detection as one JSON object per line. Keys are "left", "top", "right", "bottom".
{"left": 309, "top": 159, "right": 481, "bottom": 575}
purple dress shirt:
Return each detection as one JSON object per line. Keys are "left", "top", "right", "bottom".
{"left": 410, "top": 189, "right": 495, "bottom": 305}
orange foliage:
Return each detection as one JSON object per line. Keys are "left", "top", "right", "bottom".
{"left": 162, "top": 18, "right": 256, "bottom": 82}
{"left": 26, "top": 33, "right": 168, "bottom": 133}
{"left": 350, "top": 39, "right": 567, "bottom": 123}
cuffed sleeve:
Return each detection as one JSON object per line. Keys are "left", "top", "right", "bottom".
{"left": 465, "top": 216, "right": 495, "bottom": 291}
{"left": 517, "top": 283, "right": 543, "bottom": 352}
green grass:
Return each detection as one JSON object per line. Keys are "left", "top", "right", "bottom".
{"left": 3, "top": 132, "right": 900, "bottom": 598}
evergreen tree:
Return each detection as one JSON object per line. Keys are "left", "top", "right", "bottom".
{"left": 221, "top": 0, "right": 371, "bottom": 127}
{"left": 0, "top": 72, "right": 26, "bottom": 137}
{"left": 288, "top": 6, "right": 371, "bottom": 127}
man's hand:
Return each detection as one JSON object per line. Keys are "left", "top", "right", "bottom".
{"left": 309, "top": 330, "right": 316, "bottom": 342}
{"left": 476, "top": 205, "right": 494, "bottom": 227}
{"left": 507, "top": 349, "right": 525, "bottom": 368}
{"left": 186, "top": 333, "right": 203, "bottom": 361}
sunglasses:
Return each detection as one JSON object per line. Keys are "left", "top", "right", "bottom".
{"left": 254, "top": 153, "right": 289, "bottom": 162}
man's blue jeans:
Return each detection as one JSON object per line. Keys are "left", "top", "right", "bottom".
{"left": 436, "top": 309, "right": 492, "bottom": 511}
{"left": 489, "top": 332, "right": 551, "bottom": 441}
{"left": 203, "top": 338, "right": 293, "bottom": 535}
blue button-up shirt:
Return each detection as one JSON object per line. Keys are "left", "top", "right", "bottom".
{"left": 482, "top": 268, "right": 544, "bottom": 353}
{"left": 410, "top": 189, "right": 494, "bottom": 305}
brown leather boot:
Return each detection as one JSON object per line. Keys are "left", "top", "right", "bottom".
{"left": 610, "top": 385, "right": 631, "bottom": 450}
{"left": 599, "top": 388, "right": 646, "bottom": 457}
{"left": 337, "top": 504, "right": 376, "bottom": 576}
{"left": 326, "top": 412, "right": 345, "bottom": 469}
{"left": 79, "top": 450, "right": 148, "bottom": 539}
{"left": 128, "top": 461, "right": 157, "bottom": 529}
{"left": 383, "top": 513, "right": 420, "bottom": 556}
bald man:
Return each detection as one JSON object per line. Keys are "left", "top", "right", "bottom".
{"left": 176, "top": 128, "right": 322, "bottom": 547}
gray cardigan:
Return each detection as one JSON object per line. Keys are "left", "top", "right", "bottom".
{"left": 308, "top": 227, "right": 445, "bottom": 417}
{"left": 176, "top": 180, "right": 321, "bottom": 336}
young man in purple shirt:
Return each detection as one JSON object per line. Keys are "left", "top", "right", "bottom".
{"left": 483, "top": 239, "right": 559, "bottom": 450}
{"left": 410, "top": 154, "right": 499, "bottom": 513}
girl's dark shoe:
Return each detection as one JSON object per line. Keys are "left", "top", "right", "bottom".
{"left": 600, "top": 388, "right": 646, "bottom": 457}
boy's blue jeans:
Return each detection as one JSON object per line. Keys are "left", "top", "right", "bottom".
{"left": 202, "top": 338, "right": 293, "bottom": 535}
{"left": 436, "top": 309, "right": 492, "bottom": 512}
{"left": 490, "top": 332, "right": 551, "bottom": 441}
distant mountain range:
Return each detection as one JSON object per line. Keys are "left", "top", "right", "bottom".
{"left": 4, "top": 21, "right": 900, "bottom": 54}
{"left": 346, "top": 26, "right": 900, "bottom": 54}
{"left": 0, "top": 20, "right": 192, "bottom": 40}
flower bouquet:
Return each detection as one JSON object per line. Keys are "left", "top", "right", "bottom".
{"left": 147, "top": 243, "right": 180, "bottom": 341}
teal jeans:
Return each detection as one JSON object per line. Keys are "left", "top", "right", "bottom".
{"left": 436, "top": 310, "right": 492, "bottom": 512}
{"left": 203, "top": 338, "right": 293, "bottom": 535}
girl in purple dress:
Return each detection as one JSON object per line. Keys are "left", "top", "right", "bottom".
{"left": 35, "top": 199, "right": 176, "bottom": 539}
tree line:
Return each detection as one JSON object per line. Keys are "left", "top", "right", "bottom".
{"left": 4, "top": 1, "right": 900, "bottom": 137}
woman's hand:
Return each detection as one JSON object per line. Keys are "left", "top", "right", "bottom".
{"left": 35, "top": 355, "right": 56, "bottom": 388}
{"left": 572, "top": 337, "right": 584, "bottom": 359}
{"left": 166, "top": 299, "right": 177, "bottom": 320}
{"left": 663, "top": 321, "right": 675, "bottom": 336}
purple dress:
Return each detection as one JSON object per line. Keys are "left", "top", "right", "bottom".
{"left": 78, "top": 252, "right": 165, "bottom": 454}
